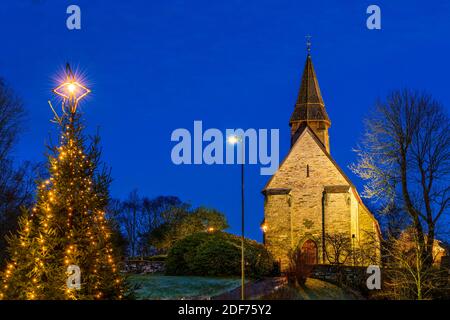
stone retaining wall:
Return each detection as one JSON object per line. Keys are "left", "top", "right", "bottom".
{"left": 123, "top": 260, "right": 166, "bottom": 274}
{"left": 310, "top": 264, "right": 370, "bottom": 295}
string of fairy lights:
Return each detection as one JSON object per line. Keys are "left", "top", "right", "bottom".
{"left": 0, "top": 65, "right": 123, "bottom": 300}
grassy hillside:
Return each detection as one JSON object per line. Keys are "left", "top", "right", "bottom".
{"left": 128, "top": 275, "right": 242, "bottom": 300}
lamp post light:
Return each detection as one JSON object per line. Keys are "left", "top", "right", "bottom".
{"left": 260, "top": 222, "right": 268, "bottom": 245}
{"left": 227, "top": 134, "right": 245, "bottom": 300}
{"left": 261, "top": 223, "right": 268, "bottom": 234}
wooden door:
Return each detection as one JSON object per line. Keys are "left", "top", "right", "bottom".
{"left": 301, "top": 239, "right": 318, "bottom": 265}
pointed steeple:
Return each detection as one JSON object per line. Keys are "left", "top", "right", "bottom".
{"left": 290, "top": 52, "right": 331, "bottom": 152}
{"left": 290, "top": 54, "right": 329, "bottom": 125}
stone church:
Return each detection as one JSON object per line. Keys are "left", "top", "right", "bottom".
{"left": 262, "top": 52, "right": 381, "bottom": 270}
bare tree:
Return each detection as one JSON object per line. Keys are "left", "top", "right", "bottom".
{"left": 378, "top": 229, "right": 449, "bottom": 300}
{"left": 115, "top": 193, "right": 190, "bottom": 258}
{"left": 140, "top": 195, "right": 187, "bottom": 238}
{"left": 0, "top": 79, "right": 33, "bottom": 265}
{"left": 0, "top": 78, "right": 25, "bottom": 161}
{"left": 351, "top": 90, "right": 450, "bottom": 267}
{"left": 121, "top": 190, "right": 142, "bottom": 258}
{"left": 0, "top": 161, "right": 36, "bottom": 264}
{"left": 106, "top": 198, "right": 129, "bottom": 257}
{"left": 324, "top": 233, "right": 353, "bottom": 265}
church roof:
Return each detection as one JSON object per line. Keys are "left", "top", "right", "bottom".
{"left": 289, "top": 54, "right": 330, "bottom": 125}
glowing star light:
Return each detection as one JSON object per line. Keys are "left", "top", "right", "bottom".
{"left": 53, "top": 80, "right": 90, "bottom": 103}
{"left": 52, "top": 64, "right": 90, "bottom": 113}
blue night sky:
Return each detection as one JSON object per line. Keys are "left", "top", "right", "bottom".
{"left": 1, "top": 0, "right": 449, "bottom": 241}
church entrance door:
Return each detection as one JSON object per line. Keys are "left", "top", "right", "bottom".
{"left": 301, "top": 239, "right": 318, "bottom": 265}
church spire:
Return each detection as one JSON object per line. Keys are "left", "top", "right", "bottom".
{"left": 289, "top": 47, "right": 331, "bottom": 152}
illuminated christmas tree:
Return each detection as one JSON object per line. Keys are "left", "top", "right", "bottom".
{"left": 0, "top": 65, "right": 123, "bottom": 300}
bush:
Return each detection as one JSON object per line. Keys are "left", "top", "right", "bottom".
{"left": 166, "top": 232, "right": 276, "bottom": 278}
{"left": 165, "top": 232, "right": 210, "bottom": 275}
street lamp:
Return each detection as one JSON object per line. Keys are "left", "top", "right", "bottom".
{"left": 227, "top": 134, "right": 245, "bottom": 300}
{"left": 261, "top": 223, "right": 268, "bottom": 233}
{"left": 260, "top": 222, "right": 268, "bottom": 246}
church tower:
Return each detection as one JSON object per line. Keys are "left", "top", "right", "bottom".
{"left": 289, "top": 53, "right": 331, "bottom": 153}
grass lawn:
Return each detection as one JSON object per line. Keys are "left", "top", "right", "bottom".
{"left": 127, "top": 274, "right": 242, "bottom": 300}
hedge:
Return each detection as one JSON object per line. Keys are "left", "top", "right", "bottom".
{"left": 166, "top": 232, "right": 277, "bottom": 278}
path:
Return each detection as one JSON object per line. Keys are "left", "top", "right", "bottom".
{"left": 211, "top": 277, "right": 287, "bottom": 300}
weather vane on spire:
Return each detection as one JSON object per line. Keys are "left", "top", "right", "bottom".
{"left": 306, "top": 35, "right": 312, "bottom": 55}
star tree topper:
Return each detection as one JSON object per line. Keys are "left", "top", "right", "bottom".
{"left": 52, "top": 63, "right": 90, "bottom": 114}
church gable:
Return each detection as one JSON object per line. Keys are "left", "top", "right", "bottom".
{"left": 264, "top": 127, "right": 349, "bottom": 192}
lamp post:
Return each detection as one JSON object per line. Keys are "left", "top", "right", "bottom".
{"left": 227, "top": 135, "right": 245, "bottom": 300}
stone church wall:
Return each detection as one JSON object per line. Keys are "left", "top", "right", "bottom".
{"left": 264, "top": 130, "right": 353, "bottom": 269}
{"left": 324, "top": 192, "right": 351, "bottom": 237}
{"left": 264, "top": 192, "right": 292, "bottom": 269}
{"left": 358, "top": 203, "right": 381, "bottom": 264}
{"left": 264, "top": 129, "right": 381, "bottom": 270}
